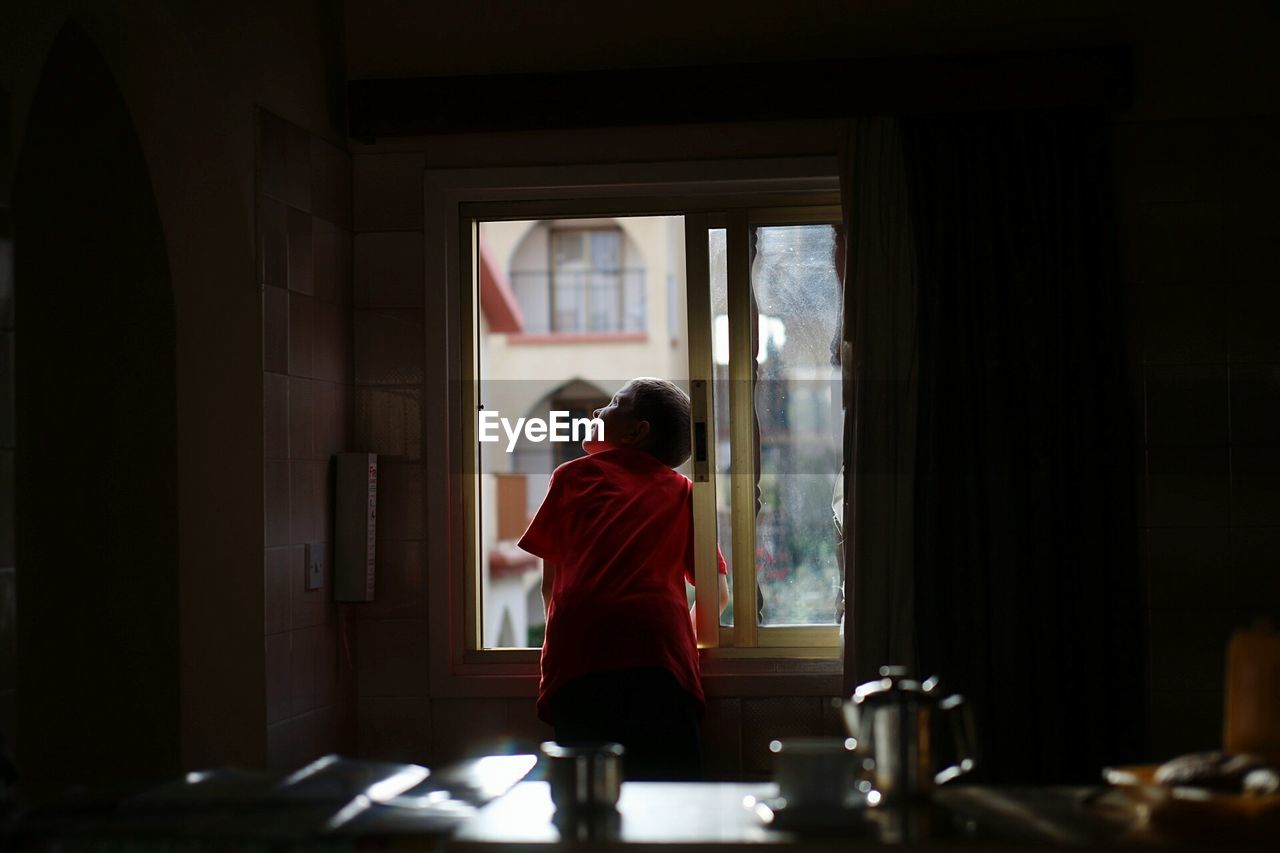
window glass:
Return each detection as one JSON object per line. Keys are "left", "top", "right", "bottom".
{"left": 708, "top": 227, "right": 734, "bottom": 628}
{"left": 476, "top": 217, "right": 683, "bottom": 649}
{"left": 750, "top": 225, "right": 843, "bottom": 626}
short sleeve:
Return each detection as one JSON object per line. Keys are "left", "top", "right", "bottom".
{"left": 517, "top": 469, "right": 563, "bottom": 562}
{"left": 716, "top": 545, "right": 728, "bottom": 575}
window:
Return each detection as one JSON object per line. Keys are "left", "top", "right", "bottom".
{"left": 502, "top": 222, "right": 646, "bottom": 335}
{"left": 424, "top": 159, "right": 843, "bottom": 692}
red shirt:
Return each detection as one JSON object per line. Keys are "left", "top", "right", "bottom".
{"left": 518, "top": 447, "right": 727, "bottom": 723}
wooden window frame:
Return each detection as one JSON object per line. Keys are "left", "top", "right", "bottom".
{"left": 424, "top": 159, "right": 843, "bottom": 700}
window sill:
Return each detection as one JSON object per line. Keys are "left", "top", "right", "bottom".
{"left": 505, "top": 332, "right": 648, "bottom": 344}
{"left": 440, "top": 649, "right": 840, "bottom": 699}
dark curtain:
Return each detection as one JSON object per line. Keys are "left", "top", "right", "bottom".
{"left": 901, "top": 113, "right": 1144, "bottom": 783}
{"left": 840, "top": 120, "right": 919, "bottom": 692}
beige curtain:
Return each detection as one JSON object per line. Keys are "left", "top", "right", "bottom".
{"left": 839, "top": 118, "right": 919, "bottom": 692}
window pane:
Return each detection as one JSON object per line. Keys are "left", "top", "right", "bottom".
{"left": 751, "top": 225, "right": 843, "bottom": 626}
{"left": 475, "top": 217, "right": 683, "bottom": 649}
{"left": 708, "top": 228, "right": 734, "bottom": 628}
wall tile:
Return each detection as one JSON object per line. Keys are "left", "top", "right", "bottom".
{"left": 740, "top": 697, "right": 823, "bottom": 775}
{"left": 286, "top": 122, "right": 311, "bottom": 213}
{"left": 264, "top": 371, "right": 289, "bottom": 460}
{"left": 260, "top": 197, "right": 288, "bottom": 290}
{"left": 263, "top": 286, "right": 289, "bottom": 374}
{"left": 316, "top": 381, "right": 351, "bottom": 459}
{"left": 288, "top": 292, "right": 315, "bottom": 379}
{"left": 429, "top": 699, "right": 508, "bottom": 765}
{"left": 1144, "top": 365, "right": 1228, "bottom": 446}
{"left": 313, "top": 218, "right": 352, "bottom": 305}
{"left": 1230, "top": 526, "right": 1280, "bottom": 613}
{"left": 295, "top": 705, "right": 340, "bottom": 766}
{"left": 1145, "top": 527, "right": 1231, "bottom": 609}
{"left": 354, "top": 387, "right": 423, "bottom": 461}
{"left": 289, "top": 377, "right": 317, "bottom": 460}
{"left": 266, "top": 632, "right": 291, "bottom": 725}
{"left": 314, "top": 302, "right": 353, "bottom": 384}
{"left": 291, "top": 625, "right": 320, "bottom": 715}
{"left": 358, "top": 696, "right": 431, "bottom": 764}
{"left": 1231, "top": 445, "right": 1280, "bottom": 527}
{"left": 360, "top": 539, "right": 427, "bottom": 620}
{"left": 1129, "top": 202, "right": 1223, "bottom": 284}
{"left": 354, "top": 309, "right": 425, "bottom": 385}
{"left": 317, "top": 621, "right": 340, "bottom": 706}
{"left": 287, "top": 206, "right": 314, "bottom": 296}
{"left": 353, "top": 154, "right": 424, "bottom": 231}
{"left": 354, "top": 232, "right": 424, "bottom": 308}
{"left": 356, "top": 618, "right": 429, "bottom": 698}
{"left": 504, "top": 698, "right": 552, "bottom": 753}
{"left": 1230, "top": 281, "right": 1280, "bottom": 363}
{"left": 1141, "top": 281, "right": 1227, "bottom": 364}
{"left": 1146, "top": 446, "right": 1230, "bottom": 527}
{"left": 292, "top": 547, "right": 330, "bottom": 630}
{"left": 311, "top": 136, "right": 352, "bottom": 229}
{"left": 375, "top": 462, "right": 426, "bottom": 541}
{"left": 258, "top": 111, "right": 289, "bottom": 202}
{"left": 264, "top": 546, "right": 296, "bottom": 635}
{"left": 265, "top": 460, "right": 291, "bottom": 547}
{"left": 267, "top": 717, "right": 304, "bottom": 773}
{"left": 289, "top": 460, "right": 326, "bottom": 545}
{"left": 1230, "top": 364, "right": 1280, "bottom": 445}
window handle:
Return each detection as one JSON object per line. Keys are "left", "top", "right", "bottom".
{"left": 691, "top": 379, "right": 709, "bottom": 483}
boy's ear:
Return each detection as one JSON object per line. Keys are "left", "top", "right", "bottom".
{"left": 629, "top": 420, "right": 652, "bottom": 444}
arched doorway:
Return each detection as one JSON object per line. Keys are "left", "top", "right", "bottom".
{"left": 13, "top": 22, "right": 180, "bottom": 797}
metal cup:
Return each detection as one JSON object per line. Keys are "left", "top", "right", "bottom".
{"left": 540, "top": 741, "right": 625, "bottom": 814}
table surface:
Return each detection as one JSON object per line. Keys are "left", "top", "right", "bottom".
{"left": 447, "top": 781, "right": 1274, "bottom": 850}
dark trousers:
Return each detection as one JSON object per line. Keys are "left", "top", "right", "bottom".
{"left": 549, "top": 667, "right": 702, "bottom": 781}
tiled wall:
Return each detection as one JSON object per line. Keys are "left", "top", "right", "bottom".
{"left": 350, "top": 153, "right": 433, "bottom": 764}
{"left": 258, "top": 110, "right": 356, "bottom": 771}
{"left": 0, "top": 87, "right": 14, "bottom": 761}
{"left": 1115, "top": 115, "right": 1280, "bottom": 759}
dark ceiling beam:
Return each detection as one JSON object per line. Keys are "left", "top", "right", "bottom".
{"left": 348, "top": 48, "right": 1131, "bottom": 142}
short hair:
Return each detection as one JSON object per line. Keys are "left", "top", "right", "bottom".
{"left": 627, "top": 377, "right": 691, "bottom": 468}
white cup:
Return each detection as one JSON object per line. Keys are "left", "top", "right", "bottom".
{"left": 769, "top": 737, "right": 862, "bottom": 809}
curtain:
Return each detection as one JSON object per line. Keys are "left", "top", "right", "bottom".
{"left": 840, "top": 113, "right": 1145, "bottom": 783}
{"left": 839, "top": 119, "right": 920, "bottom": 692}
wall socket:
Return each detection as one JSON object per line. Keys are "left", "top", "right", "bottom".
{"left": 305, "top": 543, "right": 325, "bottom": 591}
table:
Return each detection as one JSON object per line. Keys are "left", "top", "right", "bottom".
{"left": 449, "top": 781, "right": 1273, "bottom": 850}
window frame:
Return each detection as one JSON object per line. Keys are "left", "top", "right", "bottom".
{"left": 424, "top": 159, "right": 843, "bottom": 700}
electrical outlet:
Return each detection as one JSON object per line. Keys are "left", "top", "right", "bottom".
{"left": 305, "top": 542, "right": 325, "bottom": 591}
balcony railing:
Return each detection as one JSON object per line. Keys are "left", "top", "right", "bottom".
{"left": 509, "top": 269, "right": 646, "bottom": 334}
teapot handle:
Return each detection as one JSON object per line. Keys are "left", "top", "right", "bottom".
{"left": 933, "top": 693, "right": 977, "bottom": 786}
{"left": 840, "top": 699, "right": 869, "bottom": 751}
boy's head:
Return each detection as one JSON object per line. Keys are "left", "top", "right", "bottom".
{"left": 583, "top": 378, "right": 691, "bottom": 468}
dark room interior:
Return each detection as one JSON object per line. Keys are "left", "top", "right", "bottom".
{"left": 0, "top": 0, "right": 1277, "bottom": 847}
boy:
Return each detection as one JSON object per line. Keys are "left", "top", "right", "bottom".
{"left": 518, "top": 378, "right": 730, "bottom": 780}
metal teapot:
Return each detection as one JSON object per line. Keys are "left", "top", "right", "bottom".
{"left": 842, "top": 666, "right": 977, "bottom": 801}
